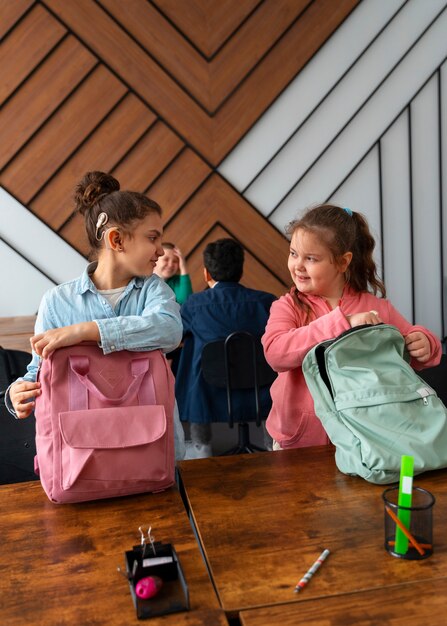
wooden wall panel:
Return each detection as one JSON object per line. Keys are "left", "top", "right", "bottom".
{"left": 100, "top": 0, "right": 310, "bottom": 113}
{"left": 0, "top": 36, "right": 96, "bottom": 169}
{"left": 147, "top": 149, "right": 211, "bottom": 224}
{"left": 163, "top": 175, "right": 290, "bottom": 288}
{"left": 98, "top": 0, "right": 210, "bottom": 109}
{"left": 43, "top": 0, "right": 212, "bottom": 156}
{"left": 59, "top": 213, "right": 89, "bottom": 257}
{"left": 31, "top": 94, "right": 157, "bottom": 229}
{"left": 0, "top": 3, "right": 66, "bottom": 104}
{"left": 1, "top": 66, "right": 127, "bottom": 203}
{"left": 151, "top": 0, "right": 261, "bottom": 58}
{"left": 1, "top": 0, "right": 359, "bottom": 298}
{"left": 111, "top": 122, "right": 184, "bottom": 191}
{"left": 187, "top": 224, "right": 288, "bottom": 296}
{"left": 0, "top": 0, "right": 34, "bottom": 38}
{"left": 208, "top": 0, "right": 311, "bottom": 111}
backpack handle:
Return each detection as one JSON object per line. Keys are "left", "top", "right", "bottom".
{"left": 69, "top": 355, "right": 151, "bottom": 406}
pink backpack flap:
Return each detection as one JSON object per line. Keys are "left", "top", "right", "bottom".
{"left": 34, "top": 343, "right": 175, "bottom": 503}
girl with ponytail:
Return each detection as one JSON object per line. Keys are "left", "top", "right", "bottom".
{"left": 262, "top": 204, "right": 441, "bottom": 450}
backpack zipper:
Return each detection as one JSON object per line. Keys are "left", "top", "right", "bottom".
{"left": 417, "top": 387, "right": 433, "bottom": 405}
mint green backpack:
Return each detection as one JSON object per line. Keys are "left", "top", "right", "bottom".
{"left": 302, "top": 324, "right": 447, "bottom": 484}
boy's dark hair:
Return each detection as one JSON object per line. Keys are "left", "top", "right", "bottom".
{"left": 203, "top": 238, "right": 244, "bottom": 282}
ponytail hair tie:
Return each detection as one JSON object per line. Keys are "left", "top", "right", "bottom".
{"left": 343, "top": 207, "right": 353, "bottom": 216}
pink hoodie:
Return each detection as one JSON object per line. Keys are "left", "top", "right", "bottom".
{"left": 262, "top": 287, "right": 442, "bottom": 449}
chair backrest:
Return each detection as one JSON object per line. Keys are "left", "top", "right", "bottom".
{"left": 417, "top": 354, "right": 447, "bottom": 406}
{"left": 0, "top": 347, "right": 38, "bottom": 484}
{"left": 0, "top": 346, "right": 31, "bottom": 399}
{"left": 201, "top": 331, "right": 276, "bottom": 427}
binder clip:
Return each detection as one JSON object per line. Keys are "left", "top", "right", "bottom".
{"left": 119, "top": 525, "right": 189, "bottom": 620}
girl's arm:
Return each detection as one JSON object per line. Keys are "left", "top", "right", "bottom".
{"left": 31, "top": 321, "right": 99, "bottom": 359}
{"left": 262, "top": 297, "right": 350, "bottom": 372}
{"left": 95, "top": 279, "right": 183, "bottom": 354}
{"left": 174, "top": 247, "right": 188, "bottom": 275}
{"left": 173, "top": 275, "right": 193, "bottom": 306}
{"left": 6, "top": 294, "right": 55, "bottom": 417}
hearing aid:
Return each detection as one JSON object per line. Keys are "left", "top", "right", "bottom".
{"left": 95, "top": 212, "right": 109, "bottom": 240}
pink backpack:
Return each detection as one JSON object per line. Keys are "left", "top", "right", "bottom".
{"left": 34, "top": 343, "right": 175, "bottom": 503}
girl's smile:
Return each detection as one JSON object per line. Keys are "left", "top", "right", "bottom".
{"left": 154, "top": 248, "right": 179, "bottom": 279}
{"left": 288, "top": 229, "right": 351, "bottom": 307}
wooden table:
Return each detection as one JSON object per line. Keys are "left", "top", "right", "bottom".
{"left": 178, "top": 447, "right": 447, "bottom": 618}
{"left": 0, "top": 481, "right": 225, "bottom": 626}
{"left": 0, "top": 315, "right": 35, "bottom": 352}
{"left": 239, "top": 578, "right": 447, "bottom": 625}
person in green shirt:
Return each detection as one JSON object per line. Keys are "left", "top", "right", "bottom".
{"left": 154, "top": 242, "right": 193, "bottom": 305}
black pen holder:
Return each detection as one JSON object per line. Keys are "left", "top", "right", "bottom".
{"left": 124, "top": 542, "right": 189, "bottom": 619}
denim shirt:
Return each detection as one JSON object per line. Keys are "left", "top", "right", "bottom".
{"left": 6, "top": 264, "right": 185, "bottom": 458}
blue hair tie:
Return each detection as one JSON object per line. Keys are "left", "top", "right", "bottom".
{"left": 343, "top": 207, "right": 353, "bottom": 216}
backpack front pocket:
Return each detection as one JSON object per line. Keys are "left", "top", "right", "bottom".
{"left": 58, "top": 405, "right": 168, "bottom": 492}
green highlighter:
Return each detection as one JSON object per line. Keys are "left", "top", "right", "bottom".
{"left": 395, "top": 455, "right": 414, "bottom": 555}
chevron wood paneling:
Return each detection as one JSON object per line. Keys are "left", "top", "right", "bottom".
{"left": 31, "top": 94, "right": 157, "bottom": 229}
{"left": 146, "top": 149, "right": 212, "bottom": 224}
{"left": 163, "top": 174, "right": 290, "bottom": 285}
{"left": 186, "top": 224, "right": 289, "bottom": 296}
{"left": 2, "top": 65, "right": 127, "bottom": 202}
{"left": 151, "top": 0, "right": 262, "bottom": 58}
{"left": 1, "top": 36, "right": 97, "bottom": 168}
{"left": 99, "top": 0, "right": 311, "bottom": 112}
{"left": 0, "top": 0, "right": 359, "bottom": 299}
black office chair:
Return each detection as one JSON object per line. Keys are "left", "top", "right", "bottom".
{"left": 201, "top": 331, "right": 277, "bottom": 455}
{"left": 0, "top": 347, "right": 38, "bottom": 484}
{"left": 417, "top": 354, "right": 447, "bottom": 406}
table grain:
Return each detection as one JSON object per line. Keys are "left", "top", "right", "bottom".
{"left": 179, "top": 447, "right": 447, "bottom": 617}
{"left": 0, "top": 481, "right": 222, "bottom": 625}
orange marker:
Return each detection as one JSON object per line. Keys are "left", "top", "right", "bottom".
{"left": 385, "top": 506, "right": 425, "bottom": 556}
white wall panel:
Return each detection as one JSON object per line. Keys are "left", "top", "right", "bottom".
{"left": 381, "top": 111, "right": 413, "bottom": 322}
{"left": 411, "top": 76, "right": 442, "bottom": 335}
{"left": 271, "top": 8, "right": 447, "bottom": 231}
{"left": 245, "top": 0, "right": 445, "bottom": 215}
{"left": 218, "top": 0, "right": 405, "bottom": 192}
{"left": 0, "top": 188, "right": 86, "bottom": 285}
{"left": 329, "top": 146, "right": 382, "bottom": 272}
{"left": 0, "top": 241, "right": 54, "bottom": 315}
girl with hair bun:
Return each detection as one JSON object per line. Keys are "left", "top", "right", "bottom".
{"left": 7, "top": 171, "right": 185, "bottom": 458}
{"left": 262, "top": 203, "right": 442, "bottom": 450}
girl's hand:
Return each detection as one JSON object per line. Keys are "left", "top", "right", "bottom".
{"left": 346, "top": 310, "right": 382, "bottom": 327}
{"left": 405, "top": 331, "right": 431, "bottom": 363}
{"left": 173, "top": 247, "right": 188, "bottom": 275}
{"left": 10, "top": 380, "right": 41, "bottom": 419}
{"left": 30, "top": 322, "right": 100, "bottom": 359}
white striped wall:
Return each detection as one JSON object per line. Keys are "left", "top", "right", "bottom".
{"left": 219, "top": 0, "right": 447, "bottom": 339}
{"left": 0, "top": 188, "right": 86, "bottom": 315}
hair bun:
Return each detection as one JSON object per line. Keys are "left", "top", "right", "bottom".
{"left": 74, "top": 171, "right": 120, "bottom": 215}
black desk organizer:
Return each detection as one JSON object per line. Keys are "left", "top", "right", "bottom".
{"left": 124, "top": 541, "right": 189, "bottom": 620}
